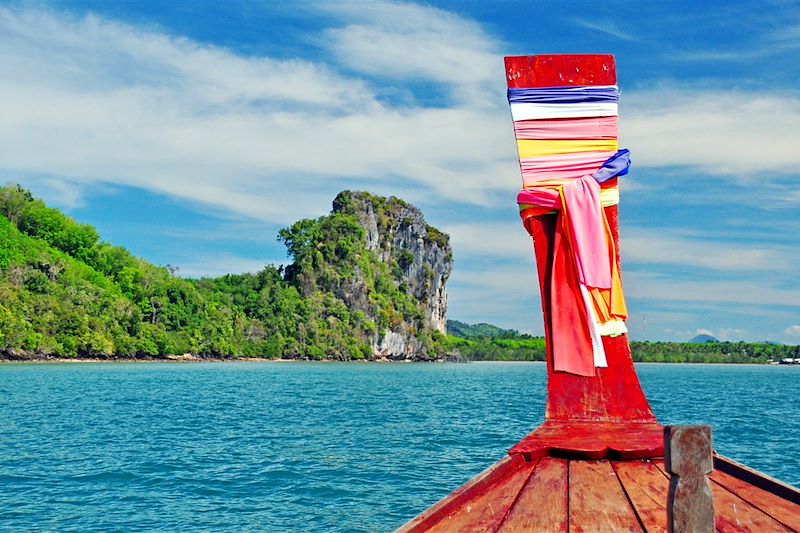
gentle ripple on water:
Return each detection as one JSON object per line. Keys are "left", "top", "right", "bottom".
{"left": 0, "top": 361, "right": 798, "bottom": 532}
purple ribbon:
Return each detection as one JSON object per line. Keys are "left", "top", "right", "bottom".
{"left": 507, "top": 86, "right": 619, "bottom": 104}
{"left": 592, "top": 149, "right": 630, "bottom": 183}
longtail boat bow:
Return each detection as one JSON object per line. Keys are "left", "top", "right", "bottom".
{"left": 396, "top": 54, "right": 800, "bottom": 533}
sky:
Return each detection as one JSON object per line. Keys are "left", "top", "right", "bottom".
{"left": 1, "top": 0, "right": 799, "bottom": 343}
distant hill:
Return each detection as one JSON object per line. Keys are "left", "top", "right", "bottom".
{"left": 689, "top": 334, "right": 719, "bottom": 343}
{"left": 447, "top": 320, "right": 528, "bottom": 339}
{"left": 446, "top": 319, "right": 800, "bottom": 364}
{"left": 444, "top": 320, "right": 545, "bottom": 361}
{"left": 444, "top": 321, "right": 799, "bottom": 364}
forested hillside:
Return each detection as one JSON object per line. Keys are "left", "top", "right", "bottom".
{"left": 0, "top": 185, "right": 450, "bottom": 360}
{"left": 446, "top": 320, "right": 525, "bottom": 339}
{"left": 444, "top": 320, "right": 546, "bottom": 361}
{"left": 629, "top": 340, "right": 800, "bottom": 363}
{"left": 445, "top": 321, "right": 800, "bottom": 363}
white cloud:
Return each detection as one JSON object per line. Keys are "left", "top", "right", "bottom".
{"left": 666, "top": 327, "right": 748, "bottom": 342}
{"left": 444, "top": 222, "right": 534, "bottom": 261}
{"left": 784, "top": 325, "right": 800, "bottom": 337}
{"left": 322, "top": 1, "right": 501, "bottom": 105}
{"left": 769, "top": 22, "right": 800, "bottom": 48}
{"left": 0, "top": 4, "right": 516, "bottom": 225}
{"left": 4, "top": 4, "right": 798, "bottom": 229}
{"left": 666, "top": 50, "right": 758, "bottom": 62}
{"left": 446, "top": 263, "right": 542, "bottom": 333}
{"left": 572, "top": 18, "right": 638, "bottom": 42}
{"left": 713, "top": 328, "right": 748, "bottom": 341}
{"left": 625, "top": 271, "right": 800, "bottom": 308}
{"left": 622, "top": 229, "right": 791, "bottom": 272}
{"left": 661, "top": 6, "right": 800, "bottom": 61}
{"left": 1, "top": 2, "right": 798, "bottom": 343}
{"left": 622, "top": 87, "right": 800, "bottom": 178}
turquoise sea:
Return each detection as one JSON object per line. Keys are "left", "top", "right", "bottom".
{"left": 1, "top": 362, "right": 798, "bottom": 532}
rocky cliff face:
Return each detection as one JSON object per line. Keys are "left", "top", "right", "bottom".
{"left": 330, "top": 191, "right": 452, "bottom": 358}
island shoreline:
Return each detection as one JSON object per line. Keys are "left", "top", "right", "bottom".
{"left": 1, "top": 355, "right": 789, "bottom": 365}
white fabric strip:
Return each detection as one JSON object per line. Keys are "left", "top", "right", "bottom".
{"left": 510, "top": 102, "right": 618, "bottom": 121}
{"left": 596, "top": 318, "right": 628, "bottom": 337}
{"left": 579, "top": 284, "right": 608, "bottom": 368}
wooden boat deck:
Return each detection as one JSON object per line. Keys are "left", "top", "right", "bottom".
{"left": 397, "top": 453, "right": 800, "bottom": 532}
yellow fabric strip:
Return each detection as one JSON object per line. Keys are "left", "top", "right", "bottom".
{"left": 517, "top": 188, "right": 619, "bottom": 212}
{"left": 516, "top": 139, "right": 618, "bottom": 158}
{"left": 599, "top": 188, "right": 619, "bottom": 207}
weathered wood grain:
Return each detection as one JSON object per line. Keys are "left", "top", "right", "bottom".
{"left": 505, "top": 54, "right": 616, "bottom": 88}
{"left": 496, "top": 457, "right": 568, "bottom": 532}
{"left": 424, "top": 457, "right": 536, "bottom": 533}
{"left": 710, "top": 478, "right": 794, "bottom": 533}
{"left": 714, "top": 454, "right": 800, "bottom": 506}
{"left": 509, "top": 420, "right": 664, "bottom": 460}
{"left": 569, "top": 460, "right": 643, "bottom": 532}
{"left": 397, "top": 53, "right": 800, "bottom": 533}
{"left": 664, "top": 425, "right": 714, "bottom": 533}
{"left": 612, "top": 460, "right": 670, "bottom": 533}
{"left": 395, "top": 454, "right": 530, "bottom": 533}
{"left": 653, "top": 460, "right": 793, "bottom": 532}
{"left": 710, "top": 468, "right": 800, "bottom": 531}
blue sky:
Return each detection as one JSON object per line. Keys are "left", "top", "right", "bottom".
{"left": 1, "top": 0, "right": 799, "bottom": 343}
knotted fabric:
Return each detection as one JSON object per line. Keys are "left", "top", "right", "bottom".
{"left": 518, "top": 152, "right": 630, "bottom": 375}
{"left": 509, "top": 84, "right": 631, "bottom": 376}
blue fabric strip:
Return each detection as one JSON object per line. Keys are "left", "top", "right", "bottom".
{"left": 592, "top": 149, "right": 630, "bottom": 183}
{"left": 507, "top": 86, "right": 619, "bottom": 104}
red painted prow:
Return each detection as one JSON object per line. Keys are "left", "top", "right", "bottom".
{"left": 396, "top": 55, "right": 800, "bottom": 533}
{"left": 506, "top": 54, "right": 663, "bottom": 461}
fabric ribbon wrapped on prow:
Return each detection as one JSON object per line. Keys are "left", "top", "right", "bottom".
{"left": 509, "top": 82, "right": 631, "bottom": 376}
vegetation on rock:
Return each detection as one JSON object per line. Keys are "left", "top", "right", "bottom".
{"left": 0, "top": 185, "right": 450, "bottom": 360}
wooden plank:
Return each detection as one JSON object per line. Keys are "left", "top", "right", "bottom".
{"left": 710, "top": 478, "right": 794, "bottom": 533}
{"left": 569, "top": 460, "right": 643, "bottom": 532}
{"left": 710, "top": 470, "right": 800, "bottom": 532}
{"left": 652, "top": 460, "right": 793, "bottom": 532}
{"left": 714, "top": 454, "right": 800, "bottom": 505}
{"left": 395, "top": 454, "right": 529, "bottom": 533}
{"left": 664, "top": 425, "right": 714, "bottom": 533}
{"left": 497, "top": 457, "right": 568, "bottom": 532}
{"left": 612, "top": 460, "right": 670, "bottom": 533}
{"left": 424, "top": 457, "right": 537, "bottom": 533}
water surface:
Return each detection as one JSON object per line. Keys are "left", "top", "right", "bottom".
{"left": 1, "top": 362, "right": 798, "bottom": 532}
